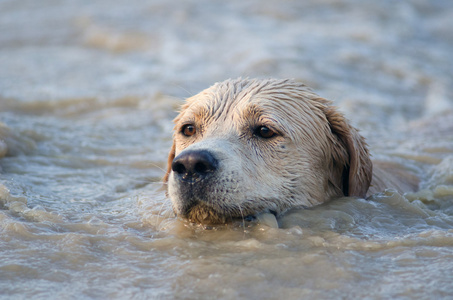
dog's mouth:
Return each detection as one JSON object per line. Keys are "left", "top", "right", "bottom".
{"left": 171, "top": 170, "right": 282, "bottom": 225}
{"left": 177, "top": 198, "right": 280, "bottom": 226}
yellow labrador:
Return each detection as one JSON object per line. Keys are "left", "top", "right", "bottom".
{"left": 164, "top": 78, "right": 418, "bottom": 224}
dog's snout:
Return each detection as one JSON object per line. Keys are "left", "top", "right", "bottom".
{"left": 172, "top": 150, "right": 218, "bottom": 182}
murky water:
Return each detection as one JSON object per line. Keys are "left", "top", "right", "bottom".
{"left": 1, "top": 0, "right": 453, "bottom": 299}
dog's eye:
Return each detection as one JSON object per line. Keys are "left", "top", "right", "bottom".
{"left": 255, "top": 126, "right": 276, "bottom": 139}
{"left": 181, "top": 124, "right": 196, "bottom": 137}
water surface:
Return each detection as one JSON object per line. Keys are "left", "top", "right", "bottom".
{"left": 1, "top": 0, "right": 453, "bottom": 299}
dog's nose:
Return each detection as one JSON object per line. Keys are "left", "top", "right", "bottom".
{"left": 172, "top": 150, "right": 218, "bottom": 182}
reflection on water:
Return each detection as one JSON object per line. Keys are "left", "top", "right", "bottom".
{"left": 1, "top": 0, "right": 453, "bottom": 299}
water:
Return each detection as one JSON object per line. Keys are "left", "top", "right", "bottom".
{"left": 1, "top": 0, "right": 453, "bottom": 299}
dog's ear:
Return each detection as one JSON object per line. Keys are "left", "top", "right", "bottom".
{"left": 163, "top": 141, "right": 176, "bottom": 183}
{"left": 324, "top": 106, "right": 372, "bottom": 198}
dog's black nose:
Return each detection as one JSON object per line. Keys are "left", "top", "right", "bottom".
{"left": 172, "top": 150, "right": 218, "bottom": 182}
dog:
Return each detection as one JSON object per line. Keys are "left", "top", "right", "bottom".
{"left": 164, "top": 78, "right": 419, "bottom": 224}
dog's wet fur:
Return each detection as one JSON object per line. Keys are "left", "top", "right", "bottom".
{"left": 164, "top": 78, "right": 418, "bottom": 224}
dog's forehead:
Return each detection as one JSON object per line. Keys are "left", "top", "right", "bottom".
{"left": 185, "top": 81, "right": 314, "bottom": 116}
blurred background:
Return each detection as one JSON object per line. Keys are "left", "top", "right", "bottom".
{"left": 2, "top": 0, "right": 452, "bottom": 105}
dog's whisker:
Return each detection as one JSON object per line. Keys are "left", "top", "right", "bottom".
{"left": 156, "top": 197, "right": 168, "bottom": 218}
{"left": 145, "top": 161, "right": 167, "bottom": 173}
{"left": 236, "top": 204, "right": 246, "bottom": 234}
{"left": 171, "top": 83, "right": 196, "bottom": 98}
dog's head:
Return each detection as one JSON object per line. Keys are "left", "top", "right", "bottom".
{"left": 164, "top": 78, "right": 372, "bottom": 224}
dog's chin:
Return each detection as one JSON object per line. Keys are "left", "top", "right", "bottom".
{"left": 176, "top": 202, "right": 232, "bottom": 225}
